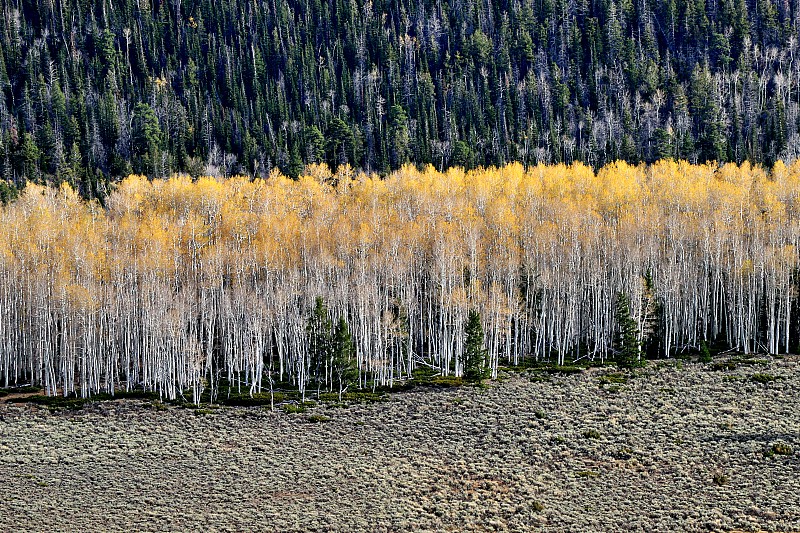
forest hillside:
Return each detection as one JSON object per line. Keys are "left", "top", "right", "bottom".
{"left": 0, "top": 0, "right": 799, "bottom": 198}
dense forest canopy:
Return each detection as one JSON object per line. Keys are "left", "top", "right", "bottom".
{"left": 2, "top": 161, "right": 800, "bottom": 400}
{"left": 0, "top": 0, "right": 799, "bottom": 197}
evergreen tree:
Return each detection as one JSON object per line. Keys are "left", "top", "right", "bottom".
{"left": 131, "top": 103, "right": 163, "bottom": 176}
{"left": 307, "top": 296, "right": 332, "bottom": 398}
{"left": 614, "top": 293, "right": 641, "bottom": 369}
{"left": 464, "top": 309, "right": 489, "bottom": 383}
{"left": 331, "top": 317, "right": 357, "bottom": 401}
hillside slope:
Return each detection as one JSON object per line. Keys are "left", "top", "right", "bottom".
{"left": 0, "top": 0, "right": 799, "bottom": 196}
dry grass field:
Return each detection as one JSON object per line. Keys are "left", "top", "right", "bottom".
{"left": 1, "top": 358, "right": 799, "bottom": 532}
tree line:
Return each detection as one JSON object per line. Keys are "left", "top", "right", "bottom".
{"left": 0, "top": 0, "right": 799, "bottom": 198}
{"left": 1, "top": 160, "right": 799, "bottom": 399}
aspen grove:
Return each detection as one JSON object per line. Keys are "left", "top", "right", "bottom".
{"left": 2, "top": 160, "right": 800, "bottom": 400}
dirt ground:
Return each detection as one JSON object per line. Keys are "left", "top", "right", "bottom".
{"left": 1, "top": 358, "right": 799, "bottom": 532}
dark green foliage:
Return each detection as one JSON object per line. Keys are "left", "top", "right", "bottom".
{"left": 711, "top": 360, "right": 738, "bottom": 371}
{"left": 219, "top": 392, "right": 285, "bottom": 407}
{"left": 0, "top": 385, "right": 40, "bottom": 394}
{"left": 0, "top": 0, "right": 797, "bottom": 198}
{"left": 751, "top": 373, "right": 777, "bottom": 384}
{"left": 699, "top": 341, "right": 712, "bottom": 363}
{"left": 598, "top": 373, "right": 628, "bottom": 385}
{"left": 429, "top": 375, "right": 465, "bottom": 388}
{"left": 712, "top": 472, "right": 729, "bottom": 486}
{"left": 614, "top": 294, "right": 642, "bottom": 369}
{"left": 318, "top": 391, "right": 386, "bottom": 404}
{"left": 582, "top": 429, "right": 601, "bottom": 439}
{"left": 9, "top": 390, "right": 159, "bottom": 410}
{"left": 282, "top": 403, "right": 307, "bottom": 414}
{"left": 463, "top": 309, "right": 489, "bottom": 383}
{"left": 768, "top": 442, "right": 794, "bottom": 456}
{"left": 131, "top": 103, "right": 163, "bottom": 176}
{"left": 0, "top": 181, "right": 19, "bottom": 204}
{"left": 307, "top": 296, "right": 332, "bottom": 397}
{"left": 331, "top": 317, "right": 358, "bottom": 401}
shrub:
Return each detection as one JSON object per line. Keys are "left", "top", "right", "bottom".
{"left": 532, "top": 501, "right": 545, "bottom": 512}
{"left": 220, "top": 392, "right": 282, "bottom": 407}
{"left": 282, "top": 403, "right": 306, "bottom": 414}
{"left": 11, "top": 395, "right": 87, "bottom": 411}
{"left": 613, "top": 447, "right": 634, "bottom": 460}
{"left": 751, "top": 373, "right": 777, "bottom": 384}
{"left": 549, "top": 365, "right": 584, "bottom": 374}
{"left": 737, "top": 358, "right": 769, "bottom": 366}
{"left": 576, "top": 470, "right": 600, "bottom": 478}
{"left": 598, "top": 373, "right": 628, "bottom": 385}
{"left": 582, "top": 429, "right": 601, "bottom": 439}
{"left": 712, "top": 472, "right": 729, "bottom": 486}
{"left": 319, "top": 391, "right": 387, "bottom": 404}
{"left": 768, "top": 442, "right": 794, "bottom": 456}
{"left": 429, "top": 375, "right": 464, "bottom": 388}
{"left": 306, "top": 414, "right": 331, "bottom": 423}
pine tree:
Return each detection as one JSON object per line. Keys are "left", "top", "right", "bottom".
{"left": 614, "top": 293, "right": 641, "bottom": 369}
{"left": 307, "top": 296, "right": 332, "bottom": 398}
{"left": 464, "top": 309, "right": 489, "bottom": 383}
{"left": 331, "top": 317, "right": 357, "bottom": 401}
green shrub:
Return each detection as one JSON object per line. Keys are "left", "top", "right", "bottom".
{"left": 11, "top": 395, "right": 87, "bottom": 411}
{"left": 576, "top": 470, "right": 600, "bottom": 478}
{"left": 411, "top": 366, "right": 438, "bottom": 380}
{"left": 710, "top": 361, "right": 737, "bottom": 371}
{"left": 534, "top": 410, "right": 546, "bottom": 419}
{"left": 532, "top": 501, "right": 545, "bottom": 512}
{"left": 319, "top": 391, "right": 388, "bottom": 404}
{"left": 0, "top": 385, "right": 41, "bottom": 394}
{"left": 306, "top": 414, "right": 331, "bottom": 423}
{"left": 737, "top": 358, "right": 769, "bottom": 366}
{"left": 598, "top": 373, "right": 628, "bottom": 385}
{"left": 767, "top": 442, "right": 794, "bottom": 456}
{"left": 221, "top": 392, "right": 283, "bottom": 407}
{"left": 751, "top": 373, "right": 777, "bottom": 384}
{"left": 613, "top": 447, "right": 634, "bottom": 460}
{"left": 282, "top": 403, "right": 306, "bottom": 414}
{"left": 712, "top": 472, "right": 729, "bottom": 486}
{"left": 582, "top": 429, "right": 601, "bottom": 439}
{"left": 429, "top": 375, "right": 464, "bottom": 387}
{"left": 545, "top": 365, "right": 584, "bottom": 375}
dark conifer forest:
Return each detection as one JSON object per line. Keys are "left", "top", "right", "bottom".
{"left": 0, "top": 0, "right": 799, "bottom": 197}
